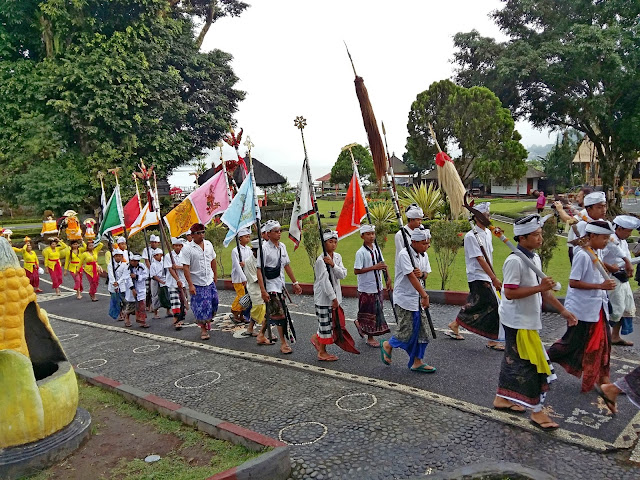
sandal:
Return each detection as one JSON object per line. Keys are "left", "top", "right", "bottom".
{"left": 139, "top": 323, "right": 150, "bottom": 328}
{"left": 257, "top": 338, "right": 276, "bottom": 345}
{"left": 241, "top": 331, "right": 258, "bottom": 337}
{"left": 318, "top": 354, "right": 338, "bottom": 361}
{"left": 379, "top": 340, "right": 392, "bottom": 365}
{"left": 173, "top": 321, "right": 184, "bottom": 331}
{"left": 529, "top": 419, "right": 559, "bottom": 431}
{"left": 201, "top": 333, "right": 210, "bottom": 340}
{"left": 443, "top": 331, "right": 464, "bottom": 340}
{"left": 594, "top": 385, "right": 617, "bottom": 415}
{"left": 486, "top": 344, "right": 505, "bottom": 351}
{"left": 124, "top": 322, "right": 132, "bottom": 328}
{"left": 280, "top": 345, "right": 293, "bottom": 354}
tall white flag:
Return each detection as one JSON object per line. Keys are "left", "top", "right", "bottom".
{"left": 288, "top": 157, "right": 315, "bottom": 249}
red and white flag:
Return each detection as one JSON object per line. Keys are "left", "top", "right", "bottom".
{"left": 336, "top": 172, "right": 367, "bottom": 239}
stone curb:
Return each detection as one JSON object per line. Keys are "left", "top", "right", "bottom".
{"left": 74, "top": 368, "right": 291, "bottom": 480}
{"left": 215, "top": 279, "right": 565, "bottom": 312}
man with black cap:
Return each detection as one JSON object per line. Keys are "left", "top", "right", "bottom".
{"left": 182, "top": 223, "right": 218, "bottom": 341}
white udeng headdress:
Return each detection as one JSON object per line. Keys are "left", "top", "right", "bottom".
{"left": 513, "top": 214, "right": 551, "bottom": 236}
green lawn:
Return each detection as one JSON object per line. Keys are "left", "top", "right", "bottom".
{"left": 216, "top": 219, "right": 578, "bottom": 296}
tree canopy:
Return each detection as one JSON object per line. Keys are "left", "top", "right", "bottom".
{"left": 453, "top": 0, "right": 640, "bottom": 206}
{"left": 406, "top": 79, "right": 527, "bottom": 186}
{"left": 541, "top": 131, "right": 583, "bottom": 193}
{"left": 330, "top": 144, "right": 375, "bottom": 186}
{"left": 0, "top": 0, "right": 246, "bottom": 213}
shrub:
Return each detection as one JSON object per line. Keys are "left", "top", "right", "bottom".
{"left": 205, "top": 222, "right": 228, "bottom": 277}
{"left": 301, "top": 216, "right": 321, "bottom": 270}
{"left": 400, "top": 183, "right": 444, "bottom": 220}
{"left": 430, "top": 220, "right": 468, "bottom": 290}
{"left": 539, "top": 216, "right": 558, "bottom": 271}
{"left": 367, "top": 201, "right": 395, "bottom": 250}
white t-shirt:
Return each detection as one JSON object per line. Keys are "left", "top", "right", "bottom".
{"left": 149, "top": 259, "right": 165, "bottom": 283}
{"left": 260, "top": 240, "right": 290, "bottom": 293}
{"left": 499, "top": 252, "right": 543, "bottom": 330}
{"left": 395, "top": 226, "right": 414, "bottom": 262}
{"left": 123, "top": 264, "right": 148, "bottom": 301}
{"left": 602, "top": 234, "right": 629, "bottom": 267}
{"left": 464, "top": 227, "right": 493, "bottom": 283}
{"left": 142, "top": 245, "right": 160, "bottom": 265}
{"left": 393, "top": 246, "right": 431, "bottom": 312}
{"left": 564, "top": 248, "right": 609, "bottom": 322}
{"left": 107, "top": 261, "right": 127, "bottom": 293}
{"left": 231, "top": 244, "right": 252, "bottom": 284}
{"left": 181, "top": 240, "right": 216, "bottom": 286}
{"left": 355, "top": 244, "right": 384, "bottom": 294}
{"left": 163, "top": 251, "right": 186, "bottom": 289}
{"left": 314, "top": 252, "right": 348, "bottom": 306}
{"left": 567, "top": 210, "right": 591, "bottom": 251}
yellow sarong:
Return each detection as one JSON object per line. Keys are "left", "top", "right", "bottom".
{"left": 516, "top": 330, "right": 551, "bottom": 376}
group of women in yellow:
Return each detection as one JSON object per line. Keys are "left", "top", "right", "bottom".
{"left": 11, "top": 235, "right": 104, "bottom": 301}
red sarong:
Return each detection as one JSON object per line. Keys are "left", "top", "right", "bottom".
{"left": 48, "top": 261, "right": 63, "bottom": 289}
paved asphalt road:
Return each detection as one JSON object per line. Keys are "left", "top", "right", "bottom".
{"left": 36, "top": 277, "right": 640, "bottom": 479}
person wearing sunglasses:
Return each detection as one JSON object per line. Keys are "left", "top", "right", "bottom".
{"left": 182, "top": 223, "right": 219, "bottom": 341}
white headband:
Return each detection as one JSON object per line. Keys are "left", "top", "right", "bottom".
{"left": 513, "top": 214, "right": 551, "bottom": 236}
{"left": 613, "top": 215, "right": 639, "bottom": 230}
{"left": 130, "top": 254, "right": 142, "bottom": 261}
{"left": 262, "top": 220, "right": 281, "bottom": 233}
{"left": 474, "top": 202, "right": 490, "bottom": 214}
{"left": 323, "top": 231, "right": 338, "bottom": 241}
{"left": 584, "top": 191, "right": 606, "bottom": 206}
{"left": 171, "top": 237, "right": 183, "bottom": 245}
{"left": 153, "top": 248, "right": 163, "bottom": 255}
{"left": 411, "top": 228, "right": 430, "bottom": 241}
{"left": 116, "top": 236, "right": 126, "bottom": 244}
{"left": 360, "top": 224, "right": 375, "bottom": 234}
{"left": 585, "top": 223, "right": 614, "bottom": 235}
{"left": 405, "top": 204, "right": 424, "bottom": 219}
{"left": 150, "top": 234, "right": 160, "bottom": 242}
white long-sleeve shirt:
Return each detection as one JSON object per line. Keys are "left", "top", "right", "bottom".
{"left": 313, "top": 252, "right": 348, "bottom": 306}
{"left": 107, "top": 261, "right": 127, "bottom": 293}
{"left": 231, "top": 244, "right": 252, "bottom": 284}
{"left": 123, "top": 264, "right": 149, "bottom": 302}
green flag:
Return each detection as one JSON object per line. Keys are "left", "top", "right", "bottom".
{"left": 99, "top": 185, "right": 125, "bottom": 237}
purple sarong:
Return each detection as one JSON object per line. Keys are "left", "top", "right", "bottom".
{"left": 191, "top": 283, "right": 219, "bottom": 323}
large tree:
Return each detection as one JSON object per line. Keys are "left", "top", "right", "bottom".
{"left": 541, "top": 131, "right": 583, "bottom": 193}
{"left": 330, "top": 144, "right": 375, "bottom": 186}
{"left": 0, "top": 0, "right": 246, "bottom": 212}
{"left": 406, "top": 79, "right": 527, "bottom": 186}
{"left": 453, "top": 1, "right": 640, "bottom": 208}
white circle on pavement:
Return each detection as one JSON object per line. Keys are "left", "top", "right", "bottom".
{"left": 335, "top": 393, "right": 378, "bottom": 412}
{"left": 58, "top": 333, "right": 79, "bottom": 342}
{"left": 278, "top": 422, "right": 328, "bottom": 446}
{"left": 133, "top": 345, "right": 161, "bottom": 354}
{"left": 77, "top": 358, "right": 107, "bottom": 369}
{"left": 174, "top": 370, "right": 221, "bottom": 389}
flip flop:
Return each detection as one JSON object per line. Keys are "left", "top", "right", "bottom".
{"left": 173, "top": 321, "right": 183, "bottom": 331}
{"left": 257, "top": 339, "right": 276, "bottom": 346}
{"left": 379, "top": 340, "right": 391, "bottom": 365}
{"left": 139, "top": 323, "right": 150, "bottom": 328}
{"left": 410, "top": 364, "right": 436, "bottom": 374}
{"left": 443, "top": 331, "right": 464, "bottom": 340}
{"left": 241, "top": 331, "right": 258, "bottom": 337}
{"left": 124, "top": 323, "right": 132, "bottom": 328}
{"left": 201, "top": 333, "right": 210, "bottom": 340}
{"left": 594, "top": 385, "right": 617, "bottom": 415}
{"left": 486, "top": 344, "right": 505, "bottom": 351}
{"left": 612, "top": 340, "right": 634, "bottom": 346}
{"left": 494, "top": 404, "right": 526, "bottom": 413}
{"left": 310, "top": 335, "right": 321, "bottom": 353}
{"left": 529, "top": 419, "right": 559, "bottom": 431}
{"left": 280, "top": 346, "right": 293, "bottom": 354}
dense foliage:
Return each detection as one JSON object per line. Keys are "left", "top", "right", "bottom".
{"left": 453, "top": 1, "right": 640, "bottom": 207}
{"left": 406, "top": 79, "right": 527, "bottom": 186}
{"left": 330, "top": 144, "right": 375, "bottom": 186}
{"left": 0, "top": 0, "right": 246, "bottom": 213}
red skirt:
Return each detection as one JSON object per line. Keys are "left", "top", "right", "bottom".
{"left": 48, "top": 262, "right": 63, "bottom": 289}
{"left": 71, "top": 270, "right": 83, "bottom": 291}
{"left": 25, "top": 268, "right": 40, "bottom": 289}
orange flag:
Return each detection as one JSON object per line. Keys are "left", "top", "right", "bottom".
{"left": 336, "top": 172, "right": 367, "bottom": 239}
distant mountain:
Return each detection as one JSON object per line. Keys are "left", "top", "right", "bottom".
{"left": 526, "top": 143, "right": 554, "bottom": 161}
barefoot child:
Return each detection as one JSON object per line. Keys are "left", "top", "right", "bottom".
{"left": 494, "top": 215, "right": 578, "bottom": 430}
{"left": 354, "top": 225, "right": 391, "bottom": 347}
{"left": 311, "top": 230, "right": 348, "bottom": 361}
{"left": 548, "top": 221, "right": 617, "bottom": 392}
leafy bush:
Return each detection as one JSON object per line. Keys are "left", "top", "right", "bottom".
{"left": 400, "top": 183, "right": 444, "bottom": 220}
{"left": 205, "top": 222, "right": 229, "bottom": 277}
{"left": 368, "top": 201, "right": 395, "bottom": 250}
{"left": 301, "top": 216, "right": 321, "bottom": 270}
{"left": 430, "top": 220, "right": 467, "bottom": 290}
{"left": 539, "top": 216, "right": 558, "bottom": 271}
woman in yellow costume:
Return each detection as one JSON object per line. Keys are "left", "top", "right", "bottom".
{"left": 43, "top": 237, "right": 67, "bottom": 295}
{"left": 12, "top": 236, "right": 43, "bottom": 292}
{"left": 62, "top": 210, "right": 83, "bottom": 242}
{"left": 64, "top": 239, "right": 86, "bottom": 299}
{"left": 79, "top": 240, "right": 103, "bottom": 301}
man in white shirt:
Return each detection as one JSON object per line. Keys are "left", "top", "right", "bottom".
{"left": 395, "top": 204, "right": 423, "bottom": 262}
{"left": 182, "top": 223, "right": 218, "bottom": 341}
{"left": 230, "top": 227, "right": 253, "bottom": 324}
{"left": 149, "top": 248, "right": 168, "bottom": 319}
{"left": 354, "top": 224, "right": 391, "bottom": 347}
{"left": 311, "top": 230, "right": 348, "bottom": 361}
{"left": 548, "top": 221, "right": 617, "bottom": 393}
{"left": 447, "top": 202, "right": 503, "bottom": 350}
{"left": 107, "top": 250, "right": 127, "bottom": 321}
{"left": 602, "top": 215, "right": 638, "bottom": 346}
{"left": 142, "top": 234, "right": 161, "bottom": 311}
{"left": 494, "top": 215, "right": 577, "bottom": 429}
{"left": 380, "top": 227, "right": 435, "bottom": 373}
{"left": 255, "top": 220, "right": 302, "bottom": 354}
{"left": 164, "top": 237, "right": 187, "bottom": 329}
{"left": 567, "top": 191, "right": 607, "bottom": 261}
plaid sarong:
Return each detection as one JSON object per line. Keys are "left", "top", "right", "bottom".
{"left": 315, "top": 305, "right": 333, "bottom": 344}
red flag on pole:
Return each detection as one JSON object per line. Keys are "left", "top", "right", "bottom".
{"left": 111, "top": 194, "right": 141, "bottom": 236}
{"left": 336, "top": 172, "right": 367, "bottom": 239}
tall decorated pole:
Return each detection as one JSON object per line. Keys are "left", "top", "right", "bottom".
{"left": 218, "top": 141, "right": 243, "bottom": 260}
{"left": 107, "top": 167, "right": 130, "bottom": 251}
{"left": 98, "top": 171, "right": 118, "bottom": 283}
{"left": 343, "top": 144, "right": 398, "bottom": 322}
{"left": 243, "top": 135, "right": 265, "bottom": 271}
{"left": 132, "top": 171, "right": 152, "bottom": 259}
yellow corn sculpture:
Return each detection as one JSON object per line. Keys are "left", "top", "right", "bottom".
{"left": 0, "top": 238, "right": 78, "bottom": 448}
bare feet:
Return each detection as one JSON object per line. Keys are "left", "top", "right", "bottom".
{"left": 366, "top": 336, "right": 378, "bottom": 348}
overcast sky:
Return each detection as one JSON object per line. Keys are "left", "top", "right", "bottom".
{"left": 169, "top": 0, "right": 554, "bottom": 187}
